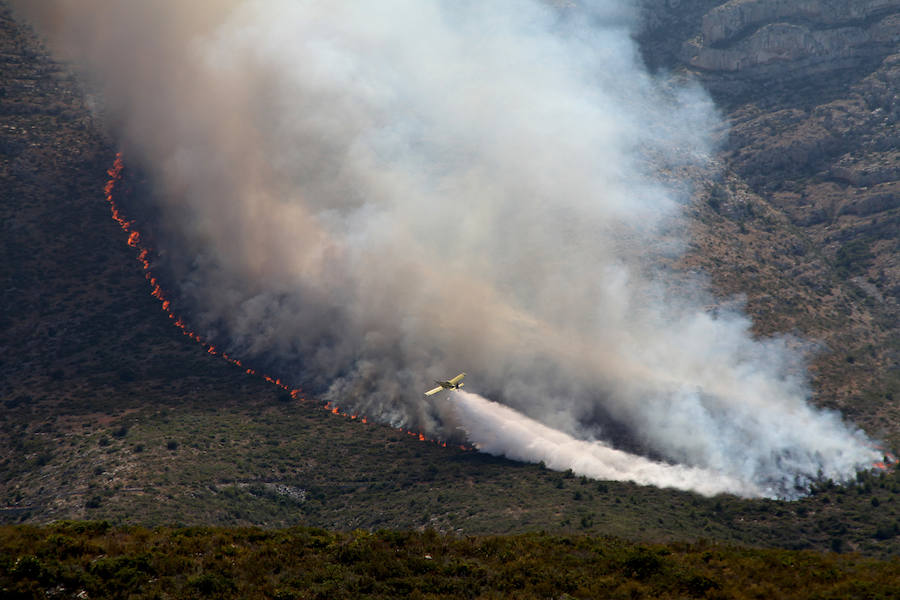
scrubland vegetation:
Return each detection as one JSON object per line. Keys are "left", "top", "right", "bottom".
{"left": 5, "top": 399, "right": 900, "bottom": 558}
{"left": 3, "top": 522, "right": 900, "bottom": 600}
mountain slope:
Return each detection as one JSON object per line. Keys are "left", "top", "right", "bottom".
{"left": 641, "top": 0, "right": 900, "bottom": 442}
{"left": 2, "top": 0, "right": 900, "bottom": 558}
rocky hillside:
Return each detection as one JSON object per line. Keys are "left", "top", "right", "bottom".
{"left": 640, "top": 0, "right": 900, "bottom": 440}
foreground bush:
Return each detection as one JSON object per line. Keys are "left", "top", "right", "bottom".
{"left": 2, "top": 522, "right": 899, "bottom": 599}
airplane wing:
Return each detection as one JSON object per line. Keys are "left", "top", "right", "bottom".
{"left": 448, "top": 373, "right": 466, "bottom": 385}
{"left": 425, "top": 386, "right": 444, "bottom": 396}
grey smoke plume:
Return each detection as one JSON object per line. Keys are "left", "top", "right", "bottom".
{"left": 16, "top": 0, "right": 879, "bottom": 497}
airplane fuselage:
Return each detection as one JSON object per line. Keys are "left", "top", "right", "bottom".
{"left": 435, "top": 380, "right": 464, "bottom": 390}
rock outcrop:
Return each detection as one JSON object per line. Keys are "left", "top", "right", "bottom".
{"left": 700, "top": 0, "right": 899, "bottom": 45}
{"left": 681, "top": 0, "right": 900, "bottom": 80}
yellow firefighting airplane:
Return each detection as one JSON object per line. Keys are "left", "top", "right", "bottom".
{"left": 424, "top": 373, "right": 465, "bottom": 396}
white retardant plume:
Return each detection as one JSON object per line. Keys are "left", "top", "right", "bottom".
{"left": 452, "top": 390, "right": 758, "bottom": 497}
{"left": 14, "top": 0, "right": 880, "bottom": 498}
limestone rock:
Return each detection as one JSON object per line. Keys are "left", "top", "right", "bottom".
{"left": 681, "top": 0, "right": 900, "bottom": 79}
{"left": 700, "top": 0, "right": 900, "bottom": 45}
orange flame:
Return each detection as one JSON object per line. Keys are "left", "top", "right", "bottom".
{"left": 867, "top": 443, "right": 897, "bottom": 472}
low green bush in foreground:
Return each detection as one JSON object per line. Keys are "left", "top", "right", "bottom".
{"left": 2, "top": 522, "right": 899, "bottom": 599}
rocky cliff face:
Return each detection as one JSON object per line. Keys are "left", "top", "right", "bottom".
{"left": 642, "top": 0, "right": 900, "bottom": 94}
{"left": 686, "top": 0, "right": 899, "bottom": 89}
{"left": 700, "top": 0, "right": 899, "bottom": 44}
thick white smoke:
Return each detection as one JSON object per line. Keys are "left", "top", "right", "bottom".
{"left": 15, "top": 0, "right": 879, "bottom": 497}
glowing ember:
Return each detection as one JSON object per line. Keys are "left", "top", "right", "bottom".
{"left": 869, "top": 446, "right": 896, "bottom": 471}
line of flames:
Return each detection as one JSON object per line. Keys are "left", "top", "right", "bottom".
{"left": 104, "top": 153, "right": 456, "bottom": 450}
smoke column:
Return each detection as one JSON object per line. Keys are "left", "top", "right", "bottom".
{"left": 15, "top": 0, "right": 879, "bottom": 497}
